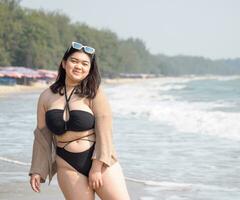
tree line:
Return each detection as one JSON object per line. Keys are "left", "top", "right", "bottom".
{"left": 0, "top": 0, "right": 239, "bottom": 77}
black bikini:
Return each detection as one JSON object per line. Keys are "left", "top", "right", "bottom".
{"left": 45, "top": 85, "right": 95, "bottom": 177}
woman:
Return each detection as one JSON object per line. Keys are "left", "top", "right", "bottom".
{"left": 29, "top": 41, "right": 130, "bottom": 200}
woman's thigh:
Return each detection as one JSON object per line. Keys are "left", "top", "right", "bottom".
{"left": 56, "top": 155, "right": 95, "bottom": 200}
{"left": 95, "top": 162, "right": 130, "bottom": 200}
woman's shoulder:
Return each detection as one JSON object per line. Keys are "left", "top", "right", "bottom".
{"left": 95, "top": 84, "right": 105, "bottom": 97}
{"left": 41, "top": 87, "right": 52, "bottom": 96}
{"left": 38, "top": 87, "right": 53, "bottom": 102}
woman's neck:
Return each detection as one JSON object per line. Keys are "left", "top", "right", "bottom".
{"left": 65, "top": 78, "right": 79, "bottom": 88}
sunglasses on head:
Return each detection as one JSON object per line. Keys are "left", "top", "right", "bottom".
{"left": 70, "top": 41, "right": 95, "bottom": 55}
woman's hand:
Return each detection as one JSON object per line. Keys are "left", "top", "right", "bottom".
{"left": 30, "top": 174, "right": 41, "bottom": 193}
{"left": 88, "top": 159, "right": 104, "bottom": 190}
{"left": 88, "top": 169, "right": 103, "bottom": 190}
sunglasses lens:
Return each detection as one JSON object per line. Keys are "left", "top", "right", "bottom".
{"left": 72, "top": 42, "right": 83, "bottom": 50}
{"left": 84, "top": 46, "right": 95, "bottom": 54}
{"left": 71, "top": 42, "right": 95, "bottom": 55}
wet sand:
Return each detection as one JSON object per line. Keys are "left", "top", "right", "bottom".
{"left": 0, "top": 177, "right": 146, "bottom": 200}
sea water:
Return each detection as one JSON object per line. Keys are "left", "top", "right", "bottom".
{"left": 0, "top": 75, "right": 239, "bottom": 199}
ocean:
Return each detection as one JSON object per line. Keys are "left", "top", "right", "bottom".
{"left": 0, "top": 75, "right": 239, "bottom": 200}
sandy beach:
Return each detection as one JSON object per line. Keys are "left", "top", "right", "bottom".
{"left": 0, "top": 82, "right": 49, "bottom": 96}
{"left": 0, "top": 177, "right": 146, "bottom": 200}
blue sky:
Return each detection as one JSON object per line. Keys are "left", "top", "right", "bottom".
{"left": 21, "top": 0, "right": 240, "bottom": 59}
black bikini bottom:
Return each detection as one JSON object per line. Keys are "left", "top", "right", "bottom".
{"left": 56, "top": 143, "right": 95, "bottom": 177}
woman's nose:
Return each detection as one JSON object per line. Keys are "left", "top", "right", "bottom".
{"left": 74, "top": 63, "right": 83, "bottom": 70}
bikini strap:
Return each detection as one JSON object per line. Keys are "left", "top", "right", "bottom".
{"left": 63, "top": 85, "right": 77, "bottom": 130}
{"left": 58, "top": 132, "right": 96, "bottom": 149}
{"left": 64, "top": 85, "right": 76, "bottom": 110}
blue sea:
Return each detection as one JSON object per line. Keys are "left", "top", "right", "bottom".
{"left": 0, "top": 75, "right": 240, "bottom": 200}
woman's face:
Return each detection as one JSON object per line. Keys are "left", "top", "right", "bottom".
{"left": 62, "top": 51, "right": 91, "bottom": 84}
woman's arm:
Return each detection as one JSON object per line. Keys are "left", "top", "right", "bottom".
{"left": 89, "top": 85, "right": 115, "bottom": 189}
{"left": 91, "top": 85, "right": 114, "bottom": 167}
{"left": 29, "top": 89, "right": 48, "bottom": 192}
{"left": 36, "top": 90, "right": 47, "bottom": 130}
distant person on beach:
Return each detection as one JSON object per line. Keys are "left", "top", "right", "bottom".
{"left": 29, "top": 41, "right": 130, "bottom": 199}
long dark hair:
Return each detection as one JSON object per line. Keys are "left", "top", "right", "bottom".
{"left": 50, "top": 46, "right": 101, "bottom": 99}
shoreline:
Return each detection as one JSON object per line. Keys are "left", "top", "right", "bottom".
{"left": 0, "top": 82, "right": 48, "bottom": 96}
{"left": 0, "top": 77, "right": 150, "bottom": 96}
{"left": 1, "top": 75, "right": 239, "bottom": 96}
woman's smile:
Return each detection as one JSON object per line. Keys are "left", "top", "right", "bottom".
{"left": 72, "top": 70, "right": 82, "bottom": 75}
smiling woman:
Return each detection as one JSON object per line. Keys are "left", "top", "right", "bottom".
{"left": 63, "top": 53, "right": 92, "bottom": 83}
{"left": 29, "top": 41, "right": 130, "bottom": 200}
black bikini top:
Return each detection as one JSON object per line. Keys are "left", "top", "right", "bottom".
{"left": 45, "top": 85, "right": 95, "bottom": 135}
